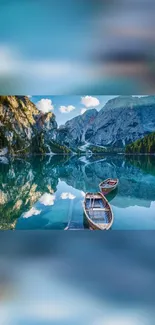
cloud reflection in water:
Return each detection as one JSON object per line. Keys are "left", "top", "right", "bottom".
{"left": 61, "top": 192, "right": 76, "bottom": 200}
{"left": 39, "top": 193, "right": 56, "bottom": 206}
{"left": 23, "top": 207, "right": 41, "bottom": 219}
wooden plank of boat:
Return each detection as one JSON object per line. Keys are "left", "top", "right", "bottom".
{"left": 83, "top": 192, "right": 113, "bottom": 230}
{"left": 86, "top": 208, "right": 110, "bottom": 211}
{"left": 99, "top": 178, "right": 119, "bottom": 195}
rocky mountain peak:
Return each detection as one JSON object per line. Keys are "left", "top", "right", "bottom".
{"left": 57, "top": 108, "right": 98, "bottom": 149}
{"left": 102, "top": 95, "right": 155, "bottom": 112}
{"left": 57, "top": 96, "right": 155, "bottom": 149}
{"left": 0, "top": 96, "right": 62, "bottom": 155}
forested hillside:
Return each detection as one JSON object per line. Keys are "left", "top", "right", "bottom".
{"left": 126, "top": 132, "right": 155, "bottom": 154}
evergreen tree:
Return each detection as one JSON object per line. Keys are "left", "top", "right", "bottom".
{"left": 125, "top": 132, "right": 155, "bottom": 154}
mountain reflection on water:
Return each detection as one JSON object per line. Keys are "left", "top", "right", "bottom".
{"left": 0, "top": 154, "right": 155, "bottom": 230}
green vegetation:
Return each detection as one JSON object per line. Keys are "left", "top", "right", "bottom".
{"left": 89, "top": 145, "right": 124, "bottom": 154}
{"left": 49, "top": 140, "right": 71, "bottom": 154}
{"left": 31, "top": 135, "right": 71, "bottom": 155}
{"left": 73, "top": 145, "right": 124, "bottom": 156}
{"left": 88, "top": 146, "right": 106, "bottom": 153}
{"left": 31, "top": 133, "right": 46, "bottom": 154}
{"left": 0, "top": 96, "right": 11, "bottom": 106}
{"left": 0, "top": 129, "right": 8, "bottom": 148}
{"left": 126, "top": 132, "right": 155, "bottom": 154}
{"left": 89, "top": 145, "right": 109, "bottom": 153}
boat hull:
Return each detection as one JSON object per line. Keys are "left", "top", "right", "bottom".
{"left": 99, "top": 178, "right": 119, "bottom": 195}
{"left": 83, "top": 192, "right": 113, "bottom": 230}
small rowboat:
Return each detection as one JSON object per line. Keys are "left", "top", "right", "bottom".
{"left": 99, "top": 178, "right": 119, "bottom": 195}
{"left": 83, "top": 192, "right": 113, "bottom": 230}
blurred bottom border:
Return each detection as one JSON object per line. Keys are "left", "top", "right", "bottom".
{"left": 0, "top": 230, "right": 154, "bottom": 325}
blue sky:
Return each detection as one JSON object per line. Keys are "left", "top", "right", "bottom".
{"left": 31, "top": 95, "right": 116, "bottom": 125}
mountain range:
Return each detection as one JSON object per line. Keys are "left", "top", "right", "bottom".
{"left": 0, "top": 95, "right": 155, "bottom": 156}
{"left": 57, "top": 96, "right": 155, "bottom": 150}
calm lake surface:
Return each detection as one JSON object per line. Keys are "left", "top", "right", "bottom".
{"left": 0, "top": 154, "right": 155, "bottom": 230}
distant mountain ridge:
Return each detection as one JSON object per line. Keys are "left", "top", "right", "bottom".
{"left": 57, "top": 96, "right": 155, "bottom": 149}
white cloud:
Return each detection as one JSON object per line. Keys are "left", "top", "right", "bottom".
{"left": 81, "top": 96, "right": 100, "bottom": 108}
{"left": 61, "top": 192, "right": 76, "bottom": 200}
{"left": 36, "top": 99, "right": 54, "bottom": 114}
{"left": 59, "top": 105, "right": 75, "bottom": 113}
{"left": 27, "top": 95, "right": 32, "bottom": 98}
{"left": 39, "top": 193, "right": 55, "bottom": 206}
{"left": 23, "top": 207, "right": 41, "bottom": 218}
{"left": 81, "top": 108, "right": 87, "bottom": 115}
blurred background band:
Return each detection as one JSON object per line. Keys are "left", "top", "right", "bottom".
{"left": 1, "top": 0, "right": 155, "bottom": 93}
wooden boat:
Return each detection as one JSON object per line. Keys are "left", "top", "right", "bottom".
{"left": 99, "top": 178, "right": 119, "bottom": 195}
{"left": 83, "top": 192, "right": 113, "bottom": 230}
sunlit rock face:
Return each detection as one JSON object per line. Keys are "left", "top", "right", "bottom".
{"left": 0, "top": 96, "right": 59, "bottom": 155}
{"left": 35, "top": 111, "right": 57, "bottom": 135}
{"left": 57, "top": 96, "right": 155, "bottom": 149}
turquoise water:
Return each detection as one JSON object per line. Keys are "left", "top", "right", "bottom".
{"left": 0, "top": 154, "right": 155, "bottom": 230}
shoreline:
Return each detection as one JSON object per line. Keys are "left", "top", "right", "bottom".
{"left": 125, "top": 153, "right": 155, "bottom": 156}
{"left": 1, "top": 151, "right": 155, "bottom": 159}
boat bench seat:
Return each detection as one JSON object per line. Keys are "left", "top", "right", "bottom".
{"left": 86, "top": 198, "right": 105, "bottom": 209}
{"left": 101, "top": 184, "right": 113, "bottom": 189}
{"left": 88, "top": 210, "right": 109, "bottom": 224}
{"left": 92, "top": 208, "right": 109, "bottom": 211}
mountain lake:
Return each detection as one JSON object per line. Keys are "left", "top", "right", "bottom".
{"left": 0, "top": 154, "right": 155, "bottom": 230}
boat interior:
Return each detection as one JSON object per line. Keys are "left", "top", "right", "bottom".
{"left": 85, "top": 195, "right": 110, "bottom": 224}
{"left": 101, "top": 179, "right": 117, "bottom": 189}
{"left": 101, "top": 183, "right": 115, "bottom": 189}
